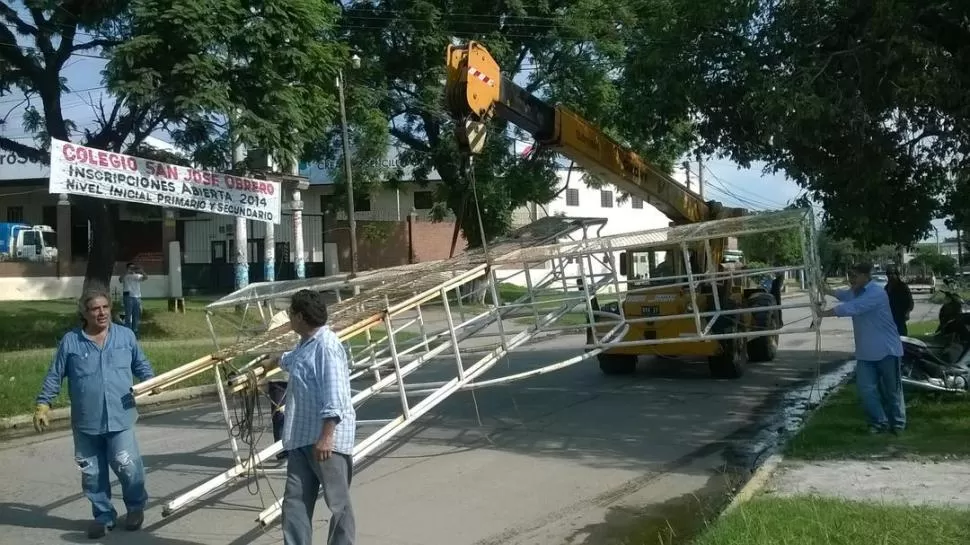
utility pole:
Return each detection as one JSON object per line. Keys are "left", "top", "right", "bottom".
{"left": 957, "top": 228, "right": 963, "bottom": 274}
{"left": 682, "top": 161, "right": 692, "bottom": 192}
{"left": 291, "top": 154, "right": 307, "bottom": 279}
{"left": 231, "top": 134, "right": 249, "bottom": 291}
{"left": 262, "top": 155, "right": 276, "bottom": 283}
{"left": 338, "top": 57, "right": 360, "bottom": 276}
{"left": 696, "top": 151, "right": 705, "bottom": 200}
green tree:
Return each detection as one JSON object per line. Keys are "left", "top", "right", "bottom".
{"left": 0, "top": 0, "right": 344, "bottom": 289}
{"left": 908, "top": 246, "right": 957, "bottom": 277}
{"left": 737, "top": 213, "right": 803, "bottom": 266}
{"left": 336, "top": 0, "right": 688, "bottom": 249}
{"left": 619, "top": 1, "right": 970, "bottom": 248}
{"left": 817, "top": 228, "right": 856, "bottom": 277}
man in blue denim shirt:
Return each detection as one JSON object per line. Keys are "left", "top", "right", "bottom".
{"left": 32, "top": 288, "right": 155, "bottom": 539}
{"left": 821, "top": 263, "right": 905, "bottom": 434}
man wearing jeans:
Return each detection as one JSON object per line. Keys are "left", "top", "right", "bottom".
{"left": 821, "top": 263, "right": 905, "bottom": 434}
{"left": 33, "top": 287, "right": 155, "bottom": 538}
{"left": 278, "top": 289, "right": 356, "bottom": 545}
{"left": 120, "top": 262, "right": 146, "bottom": 337}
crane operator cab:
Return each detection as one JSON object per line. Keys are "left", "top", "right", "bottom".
{"left": 590, "top": 240, "right": 780, "bottom": 380}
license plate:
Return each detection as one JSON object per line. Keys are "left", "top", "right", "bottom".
{"left": 641, "top": 305, "right": 660, "bottom": 316}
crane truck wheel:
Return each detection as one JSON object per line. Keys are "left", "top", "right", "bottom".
{"left": 707, "top": 301, "right": 747, "bottom": 379}
{"left": 586, "top": 302, "right": 635, "bottom": 375}
{"left": 598, "top": 354, "right": 638, "bottom": 375}
{"left": 708, "top": 335, "right": 747, "bottom": 379}
{"left": 746, "top": 292, "right": 780, "bottom": 363}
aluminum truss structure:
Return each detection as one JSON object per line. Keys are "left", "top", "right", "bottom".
{"left": 131, "top": 207, "right": 822, "bottom": 531}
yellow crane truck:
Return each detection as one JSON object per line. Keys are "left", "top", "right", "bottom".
{"left": 443, "top": 41, "right": 782, "bottom": 379}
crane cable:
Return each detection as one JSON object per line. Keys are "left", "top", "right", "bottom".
{"left": 463, "top": 152, "right": 494, "bottom": 429}
{"left": 466, "top": 154, "right": 492, "bottom": 266}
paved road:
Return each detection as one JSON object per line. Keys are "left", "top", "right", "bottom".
{"left": 0, "top": 294, "right": 938, "bottom": 545}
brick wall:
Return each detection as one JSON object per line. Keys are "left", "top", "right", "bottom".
{"left": 328, "top": 217, "right": 466, "bottom": 273}
{"left": 411, "top": 217, "right": 466, "bottom": 262}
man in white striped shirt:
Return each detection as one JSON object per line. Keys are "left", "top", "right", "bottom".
{"left": 279, "top": 289, "right": 356, "bottom": 545}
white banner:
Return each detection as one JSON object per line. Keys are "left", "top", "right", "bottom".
{"left": 48, "top": 138, "right": 281, "bottom": 224}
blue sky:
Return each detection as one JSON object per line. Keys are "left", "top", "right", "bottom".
{"left": 0, "top": 50, "right": 952, "bottom": 242}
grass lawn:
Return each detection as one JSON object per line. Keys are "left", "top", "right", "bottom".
{"left": 907, "top": 320, "right": 938, "bottom": 337}
{"left": 783, "top": 318, "right": 970, "bottom": 459}
{"left": 692, "top": 496, "right": 970, "bottom": 545}
{"left": 0, "top": 297, "right": 262, "bottom": 352}
{"left": 0, "top": 342, "right": 218, "bottom": 418}
{"left": 0, "top": 296, "right": 414, "bottom": 419}
{"left": 512, "top": 312, "right": 590, "bottom": 327}
{"left": 784, "top": 384, "right": 970, "bottom": 460}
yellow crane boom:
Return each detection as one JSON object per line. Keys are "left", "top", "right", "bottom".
{"left": 444, "top": 41, "right": 745, "bottom": 225}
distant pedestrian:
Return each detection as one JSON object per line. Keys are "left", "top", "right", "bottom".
{"left": 770, "top": 272, "right": 785, "bottom": 325}
{"left": 821, "top": 263, "right": 905, "bottom": 435}
{"left": 33, "top": 287, "right": 155, "bottom": 538}
{"left": 265, "top": 311, "right": 292, "bottom": 461}
{"left": 278, "top": 289, "right": 356, "bottom": 545}
{"left": 120, "top": 262, "right": 146, "bottom": 337}
{"left": 885, "top": 267, "right": 914, "bottom": 336}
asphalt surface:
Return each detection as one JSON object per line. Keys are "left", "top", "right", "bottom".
{"left": 0, "top": 294, "right": 939, "bottom": 545}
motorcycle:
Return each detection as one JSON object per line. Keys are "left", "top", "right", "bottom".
{"left": 899, "top": 287, "right": 970, "bottom": 393}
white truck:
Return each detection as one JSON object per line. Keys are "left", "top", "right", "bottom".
{"left": 907, "top": 272, "right": 937, "bottom": 295}
{"left": 0, "top": 222, "right": 58, "bottom": 262}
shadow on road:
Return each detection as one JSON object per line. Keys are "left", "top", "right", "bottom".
{"left": 0, "top": 502, "right": 209, "bottom": 545}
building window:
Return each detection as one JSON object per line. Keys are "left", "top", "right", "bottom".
{"left": 631, "top": 196, "right": 644, "bottom": 209}
{"left": 354, "top": 195, "right": 371, "bottom": 212}
{"left": 6, "top": 206, "right": 24, "bottom": 222}
{"left": 413, "top": 190, "right": 434, "bottom": 210}
{"left": 600, "top": 190, "right": 614, "bottom": 208}
{"left": 565, "top": 188, "right": 579, "bottom": 207}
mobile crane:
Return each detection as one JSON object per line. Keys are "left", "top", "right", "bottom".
{"left": 444, "top": 41, "right": 781, "bottom": 379}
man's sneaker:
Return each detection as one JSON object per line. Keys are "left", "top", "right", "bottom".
{"left": 87, "top": 521, "right": 108, "bottom": 539}
{"left": 868, "top": 426, "right": 887, "bottom": 435}
{"left": 124, "top": 510, "right": 144, "bottom": 531}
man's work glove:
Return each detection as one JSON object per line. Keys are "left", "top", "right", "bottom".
{"left": 33, "top": 404, "right": 51, "bottom": 433}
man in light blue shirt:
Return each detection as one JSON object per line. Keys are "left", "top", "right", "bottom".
{"left": 33, "top": 287, "right": 155, "bottom": 538}
{"left": 278, "top": 289, "right": 356, "bottom": 545}
{"left": 821, "top": 263, "right": 905, "bottom": 434}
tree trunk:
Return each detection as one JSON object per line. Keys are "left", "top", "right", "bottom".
{"left": 77, "top": 196, "right": 119, "bottom": 294}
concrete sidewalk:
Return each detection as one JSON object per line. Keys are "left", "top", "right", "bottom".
{"left": 767, "top": 459, "right": 970, "bottom": 510}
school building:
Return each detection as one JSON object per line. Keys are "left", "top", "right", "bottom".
{"left": 0, "top": 140, "right": 705, "bottom": 301}
{"left": 0, "top": 141, "right": 459, "bottom": 300}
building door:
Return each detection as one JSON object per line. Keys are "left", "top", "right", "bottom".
{"left": 274, "top": 242, "right": 291, "bottom": 280}
{"left": 210, "top": 241, "right": 232, "bottom": 294}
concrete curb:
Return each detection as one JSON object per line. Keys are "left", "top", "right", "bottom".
{"left": 722, "top": 454, "right": 784, "bottom": 515}
{"left": 718, "top": 359, "right": 858, "bottom": 517}
{"left": 0, "top": 384, "right": 219, "bottom": 438}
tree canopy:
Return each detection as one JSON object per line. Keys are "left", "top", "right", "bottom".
{"left": 908, "top": 245, "right": 957, "bottom": 277}
{"left": 619, "top": 1, "right": 970, "bottom": 248}
{"left": 737, "top": 212, "right": 803, "bottom": 267}
{"left": 0, "top": 0, "right": 346, "bottom": 287}
{"left": 336, "top": 0, "right": 692, "bottom": 247}
{"left": 6, "top": 0, "right": 970, "bottom": 286}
